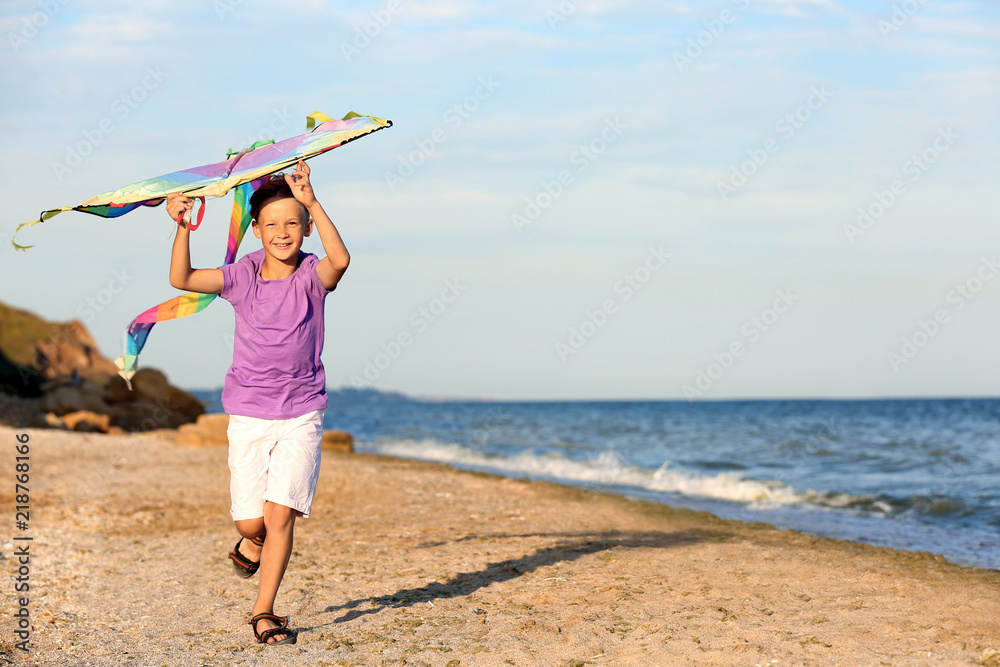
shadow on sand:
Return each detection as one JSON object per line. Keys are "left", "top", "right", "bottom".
{"left": 319, "top": 528, "right": 718, "bottom": 624}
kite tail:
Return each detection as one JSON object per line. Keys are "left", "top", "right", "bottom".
{"left": 15, "top": 201, "right": 161, "bottom": 250}
{"left": 114, "top": 178, "right": 263, "bottom": 389}
{"left": 12, "top": 208, "right": 73, "bottom": 250}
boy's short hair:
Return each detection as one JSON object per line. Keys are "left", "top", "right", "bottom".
{"left": 249, "top": 175, "right": 308, "bottom": 222}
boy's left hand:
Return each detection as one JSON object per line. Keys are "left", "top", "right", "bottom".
{"left": 285, "top": 160, "right": 317, "bottom": 208}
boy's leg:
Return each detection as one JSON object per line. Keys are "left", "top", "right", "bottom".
{"left": 232, "top": 517, "right": 266, "bottom": 563}
{"left": 228, "top": 413, "right": 270, "bottom": 557}
{"left": 243, "top": 409, "right": 321, "bottom": 642}
{"left": 250, "top": 500, "right": 300, "bottom": 643}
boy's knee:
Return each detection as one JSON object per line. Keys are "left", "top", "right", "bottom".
{"left": 234, "top": 518, "right": 264, "bottom": 538}
{"left": 262, "top": 501, "right": 298, "bottom": 527}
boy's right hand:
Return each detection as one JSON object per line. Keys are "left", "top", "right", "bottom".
{"left": 166, "top": 193, "right": 193, "bottom": 229}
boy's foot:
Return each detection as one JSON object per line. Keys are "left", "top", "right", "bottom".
{"left": 249, "top": 612, "right": 297, "bottom": 645}
{"left": 230, "top": 535, "right": 265, "bottom": 578}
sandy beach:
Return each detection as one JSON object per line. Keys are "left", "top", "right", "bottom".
{"left": 1, "top": 424, "right": 998, "bottom": 667}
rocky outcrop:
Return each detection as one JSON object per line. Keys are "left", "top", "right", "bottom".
{"left": 34, "top": 320, "right": 120, "bottom": 380}
{"left": 0, "top": 301, "right": 204, "bottom": 432}
{"left": 0, "top": 303, "right": 117, "bottom": 381}
{"left": 0, "top": 347, "right": 42, "bottom": 397}
{"left": 45, "top": 410, "right": 119, "bottom": 434}
{"left": 174, "top": 414, "right": 231, "bottom": 447}
{"left": 27, "top": 368, "right": 206, "bottom": 432}
{"left": 322, "top": 430, "right": 354, "bottom": 453}
{"left": 105, "top": 369, "right": 206, "bottom": 430}
{"left": 39, "top": 381, "right": 112, "bottom": 415}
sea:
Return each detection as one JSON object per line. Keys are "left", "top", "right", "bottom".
{"left": 194, "top": 393, "right": 1000, "bottom": 570}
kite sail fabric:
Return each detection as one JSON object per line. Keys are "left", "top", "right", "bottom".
{"left": 12, "top": 111, "right": 391, "bottom": 250}
{"left": 115, "top": 178, "right": 263, "bottom": 388}
{"left": 13, "top": 110, "right": 391, "bottom": 387}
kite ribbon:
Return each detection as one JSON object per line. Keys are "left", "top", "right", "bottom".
{"left": 114, "top": 177, "right": 265, "bottom": 389}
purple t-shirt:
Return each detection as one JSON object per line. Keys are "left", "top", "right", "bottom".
{"left": 219, "top": 248, "right": 334, "bottom": 419}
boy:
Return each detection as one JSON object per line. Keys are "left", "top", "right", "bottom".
{"left": 166, "top": 160, "right": 348, "bottom": 645}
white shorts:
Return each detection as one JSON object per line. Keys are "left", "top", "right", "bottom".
{"left": 227, "top": 409, "right": 324, "bottom": 521}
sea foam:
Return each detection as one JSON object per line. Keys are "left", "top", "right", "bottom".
{"left": 362, "top": 438, "right": 866, "bottom": 511}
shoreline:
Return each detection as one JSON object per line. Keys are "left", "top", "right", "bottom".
{"left": 2, "top": 426, "right": 998, "bottom": 666}
{"left": 356, "top": 446, "right": 999, "bottom": 574}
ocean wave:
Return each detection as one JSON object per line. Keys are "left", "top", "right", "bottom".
{"left": 361, "top": 438, "right": 872, "bottom": 511}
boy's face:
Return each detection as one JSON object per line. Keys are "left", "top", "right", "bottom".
{"left": 252, "top": 196, "right": 312, "bottom": 262}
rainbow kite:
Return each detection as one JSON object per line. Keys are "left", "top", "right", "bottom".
{"left": 13, "top": 111, "right": 392, "bottom": 387}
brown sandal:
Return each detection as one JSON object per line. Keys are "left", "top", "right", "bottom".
{"left": 229, "top": 534, "right": 265, "bottom": 578}
{"left": 249, "top": 612, "right": 297, "bottom": 645}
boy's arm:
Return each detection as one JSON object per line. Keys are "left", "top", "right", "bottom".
{"left": 166, "top": 193, "right": 224, "bottom": 294}
{"left": 308, "top": 200, "right": 350, "bottom": 290}
{"left": 286, "top": 160, "right": 349, "bottom": 290}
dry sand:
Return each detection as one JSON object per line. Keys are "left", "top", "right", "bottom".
{"left": 0, "top": 425, "right": 998, "bottom": 667}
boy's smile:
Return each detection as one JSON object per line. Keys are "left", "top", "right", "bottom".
{"left": 252, "top": 196, "right": 313, "bottom": 273}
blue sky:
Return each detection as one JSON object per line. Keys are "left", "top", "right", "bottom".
{"left": 1, "top": 0, "right": 998, "bottom": 400}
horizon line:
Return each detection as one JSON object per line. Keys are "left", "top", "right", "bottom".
{"left": 182, "top": 386, "right": 1000, "bottom": 404}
